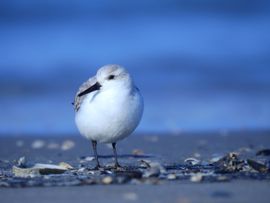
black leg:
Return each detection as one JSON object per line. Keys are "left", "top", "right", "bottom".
{"left": 112, "top": 142, "right": 121, "bottom": 168}
{"left": 91, "top": 140, "right": 101, "bottom": 169}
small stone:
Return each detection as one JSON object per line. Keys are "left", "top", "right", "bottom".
{"left": 167, "top": 173, "right": 177, "bottom": 180}
{"left": 32, "top": 140, "right": 45, "bottom": 149}
{"left": 132, "top": 149, "right": 144, "bottom": 155}
{"left": 17, "top": 156, "right": 27, "bottom": 168}
{"left": 78, "top": 167, "right": 86, "bottom": 172}
{"left": 143, "top": 167, "right": 160, "bottom": 178}
{"left": 140, "top": 160, "right": 166, "bottom": 173}
{"left": 61, "top": 140, "right": 75, "bottom": 151}
{"left": 84, "top": 156, "right": 95, "bottom": 162}
{"left": 209, "top": 156, "right": 223, "bottom": 163}
{"left": 190, "top": 173, "right": 203, "bottom": 182}
{"left": 217, "top": 176, "right": 229, "bottom": 182}
{"left": 102, "top": 176, "right": 113, "bottom": 184}
{"left": 193, "top": 153, "right": 201, "bottom": 158}
{"left": 123, "top": 192, "right": 138, "bottom": 201}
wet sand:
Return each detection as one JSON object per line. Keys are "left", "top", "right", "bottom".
{"left": 0, "top": 130, "right": 270, "bottom": 203}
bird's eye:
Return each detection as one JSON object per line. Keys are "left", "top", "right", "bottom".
{"left": 108, "top": 75, "right": 115, "bottom": 80}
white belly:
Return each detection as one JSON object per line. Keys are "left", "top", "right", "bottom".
{"left": 75, "top": 88, "right": 143, "bottom": 143}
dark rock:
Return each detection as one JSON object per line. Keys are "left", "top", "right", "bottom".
{"left": 256, "top": 149, "right": 270, "bottom": 156}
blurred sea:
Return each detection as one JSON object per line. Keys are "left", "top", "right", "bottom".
{"left": 0, "top": 0, "right": 270, "bottom": 135}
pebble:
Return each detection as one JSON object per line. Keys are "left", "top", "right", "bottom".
{"left": 143, "top": 167, "right": 160, "bottom": 178}
{"left": 193, "top": 153, "right": 201, "bottom": 158}
{"left": 167, "top": 173, "right": 177, "bottom": 180}
{"left": 31, "top": 140, "right": 45, "bottom": 149}
{"left": 190, "top": 173, "right": 203, "bottom": 182}
{"left": 132, "top": 149, "right": 144, "bottom": 155}
{"left": 61, "top": 140, "right": 75, "bottom": 151}
{"left": 217, "top": 176, "right": 230, "bottom": 182}
{"left": 78, "top": 168, "right": 87, "bottom": 173}
{"left": 140, "top": 160, "right": 166, "bottom": 174}
{"left": 17, "top": 156, "right": 27, "bottom": 168}
{"left": 102, "top": 176, "right": 113, "bottom": 184}
{"left": 84, "top": 156, "right": 95, "bottom": 162}
{"left": 209, "top": 156, "right": 223, "bottom": 163}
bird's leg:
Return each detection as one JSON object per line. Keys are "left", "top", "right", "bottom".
{"left": 112, "top": 142, "right": 121, "bottom": 169}
{"left": 91, "top": 140, "right": 101, "bottom": 169}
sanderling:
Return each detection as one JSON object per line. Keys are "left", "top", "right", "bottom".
{"left": 73, "top": 64, "right": 144, "bottom": 169}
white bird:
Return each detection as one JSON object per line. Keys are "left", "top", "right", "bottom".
{"left": 73, "top": 64, "right": 144, "bottom": 169}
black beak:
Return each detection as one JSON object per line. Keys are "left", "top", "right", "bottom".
{"left": 78, "top": 82, "right": 101, "bottom": 97}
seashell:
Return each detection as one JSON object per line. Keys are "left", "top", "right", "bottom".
{"left": 184, "top": 157, "right": 200, "bottom": 166}
{"left": 247, "top": 159, "right": 269, "bottom": 173}
{"left": 58, "top": 162, "right": 73, "bottom": 169}
{"left": 12, "top": 163, "right": 67, "bottom": 177}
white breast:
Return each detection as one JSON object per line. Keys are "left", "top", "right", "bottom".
{"left": 75, "top": 87, "right": 143, "bottom": 143}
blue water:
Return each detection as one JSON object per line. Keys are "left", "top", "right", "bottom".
{"left": 1, "top": 1, "right": 270, "bottom": 135}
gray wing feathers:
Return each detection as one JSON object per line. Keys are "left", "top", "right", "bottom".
{"left": 73, "top": 76, "right": 97, "bottom": 112}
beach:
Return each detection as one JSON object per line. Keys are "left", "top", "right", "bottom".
{"left": 1, "top": 130, "right": 270, "bottom": 203}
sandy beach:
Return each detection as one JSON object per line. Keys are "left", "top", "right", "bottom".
{"left": 1, "top": 130, "right": 270, "bottom": 203}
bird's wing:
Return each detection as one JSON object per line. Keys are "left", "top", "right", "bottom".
{"left": 73, "top": 76, "right": 97, "bottom": 112}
